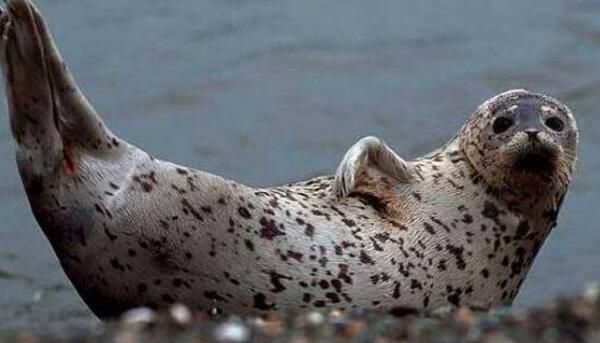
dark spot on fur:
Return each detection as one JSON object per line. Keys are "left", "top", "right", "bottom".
{"left": 259, "top": 217, "right": 285, "bottom": 240}
{"left": 359, "top": 250, "right": 375, "bottom": 265}
{"left": 204, "top": 291, "right": 227, "bottom": 302}
{"left": 304, "top": 223, "right": 315, "bottom": 237}
{"left": 266, "top": 270, "right": 292, "bottom": 293}
{"left": 245, "top": 239, "right": 255, "bottom": 251}
{"left": 510, "top": 247, "right": 526, "bottom": 278}
{"left": 423, "top": 222, "right": 436, "bottom": 235}
{"left": 313, "top": 300, "right": 326, "bottom": 307}
{"left": 447, "top": 288, "right": 462, "bottom": 306}
{"left": 342, "top": 218, "right": 356, "bottom": 227}
{"left": 462, "top": 214, "right": 473, "bottom": 224}
{"left": 514, "top": 220, "right": 530, "bottom": 240}
{"left": 446, "top": 244, "right": 466, "bottom": 270}
{"left": 181, "top": 199, "right": 204, "bottom": 222}
{"left": 253, "top": 293, "right": 275, "bottom": 311}
{"left": 389, "top": 306, "right": 420, "bottom": 317}
{"left": 303, "top": 293, "right": 312, "bottom": 303}
{"left": 110, "top": 258, "right": 126, "bottom": 272}
{"left": 338, "top": 264, "right": 353, "bottom": 284}
{"left": 104, "top": 227, "right": 118, "bottom": 242}
{"left": 161, "top": 294, "right": 176, "bottom": 304}
{"left": 326, "top": 292, "right": 341, "bottom": 303}
{"left": 482, "top": 201, "right": 500, "bottom": 220}
{"left": 410, "top": 279, "right": 422, "bottom": 290}
{"left": 238, "top": 207, "right": 252, "bottom": 219}
{"left": 392, "top": 282, "right": 401, "bottom": 299}
{"left": 331, "top": 279, "right": 343, "bottom": 293}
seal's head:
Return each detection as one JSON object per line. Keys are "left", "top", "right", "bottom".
{"left": 460, "top": 89, "right": 578, "bottom": 195}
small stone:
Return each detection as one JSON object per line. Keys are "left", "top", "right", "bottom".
{"left": 329, "top": 309, "right": 344, "bottom": 319}
{"left": 482, "top": 332, "right": 517, "bottom": 343}
{"left": 455, "top": 307, "right": 475, "bottom": 324}
{"left": 429, "top": 305, "right": 455, "bottom": 318}
{"left": 253, "top": 317, "right": 284, "bottom": 336}
{"left": 214, "top": 321, "right": 250, "bottom": 343}
{"left": 572, "top": 298, "right": 595, "bottom": 321}
{"left": 31, "top": 290, "right": 42, "bottom": 303}
{"left": 340, "top": 320, "right": 366, "bottom": 337}
{"left": 114, "top": 330, "right": 140, "bottom": 343}
{"left": 306, "top": 311, "right": 325, "bottom": 326}
{"left": 289, "top": 338, "right": 311, "bottom": 343}
{"left": 583, "top": 283, "right": 600, "bottom": 303}
{"left": 121, "top": 307, "right": 156, "bottom": 326}
{"left": 169, "top": 303, "right": 192, "bottom": 325}
{"left": 210, "top": 306, "right": 222, "bottom": 317}
{"left": 16, "top": 333, "right": 37, "bottom": 343}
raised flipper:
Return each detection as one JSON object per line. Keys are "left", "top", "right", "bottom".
{"left": 0, "top": 0, "right": 120, "bottom": 178}
{"left": 26, "top": 0, "right": 119, "bottom": 153}
{"left": 333, "top": 136, "right": 413, "bottom": 198}
{"left": 0, "top": 1, "right": 63, "bottom": 177}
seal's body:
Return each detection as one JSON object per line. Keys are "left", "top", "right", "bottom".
{"left": 0, "top": 0, "right": 578, "bottom": 318}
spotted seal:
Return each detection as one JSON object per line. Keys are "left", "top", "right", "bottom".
{"left": 0, "top": 0, "right": 578, "bottom": 318}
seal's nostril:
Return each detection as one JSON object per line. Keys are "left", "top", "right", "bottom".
{"left": 525, "top": 130, "right": 540, "bottom": 141}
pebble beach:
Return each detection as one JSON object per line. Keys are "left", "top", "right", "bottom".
{"left": 5, "top": 285, "right": 600, "bottom": 343}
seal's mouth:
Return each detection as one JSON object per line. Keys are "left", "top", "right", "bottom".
{"left": 512, "top": 147, "right": 558, "bottom": 174}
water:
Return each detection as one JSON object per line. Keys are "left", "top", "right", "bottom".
{"left": 0, "top": 0, "right": 599, "bottom": 331}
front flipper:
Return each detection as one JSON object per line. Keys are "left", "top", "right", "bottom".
{"left": 333, "top": 136, "right": 413, "bottom": 198}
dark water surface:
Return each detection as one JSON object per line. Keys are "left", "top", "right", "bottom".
{"left": 0, "top": 0, "right": 599, "bottom": 331}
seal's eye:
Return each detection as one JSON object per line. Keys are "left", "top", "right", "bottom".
{"left": 545, "top": 117, "right": 565, "bottom": 132}
{"left": 493, "top": 117, "right": 514, "bottom": 134}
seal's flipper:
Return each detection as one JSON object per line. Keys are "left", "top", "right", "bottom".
{"left": 0, "top": 1, "right": 62, "bottom": 177}
{"left": 25, "top": 0, "right": 119, "bottom": 153}
{"left": 333, "top": 136, "right": 413, "bottom": 198}
{"left": 2, "top": 0, "right": 119, "bottom": 169}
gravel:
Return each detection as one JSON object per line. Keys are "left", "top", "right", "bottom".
{"left": 3, "top": 285, "right": 600, "bottom": 343}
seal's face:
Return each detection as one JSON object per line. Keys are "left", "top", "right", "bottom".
{"left": 461, "top": 90, "right": 578, "bottom": 194}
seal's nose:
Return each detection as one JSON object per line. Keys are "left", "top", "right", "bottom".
{"left": 525, "top": 129, "right": 540, "bottom": 141}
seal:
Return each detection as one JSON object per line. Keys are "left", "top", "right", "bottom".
{"left": 0, "top": 0, "right": 578, "bottom": 318}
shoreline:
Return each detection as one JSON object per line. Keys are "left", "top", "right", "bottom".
{"left": 3, "top": 285, "right": 599, "bottom": 343}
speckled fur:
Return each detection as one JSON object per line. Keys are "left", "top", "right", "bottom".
{"left": 0, "top": 0, "right": 579, "bottom": 318}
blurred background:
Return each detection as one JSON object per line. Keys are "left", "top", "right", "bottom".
{"left": 0, "top": 0, "right": 599, "bottom": 331}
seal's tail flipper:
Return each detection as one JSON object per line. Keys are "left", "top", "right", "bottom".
{"left": 1, "top": 0, "right": 120, "bottom": 176}
{"left": 27, "top": 0, "right": 121, "bottom": 152}
{"left": 1, "top": 1, "right": 62, "bottom": 176}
